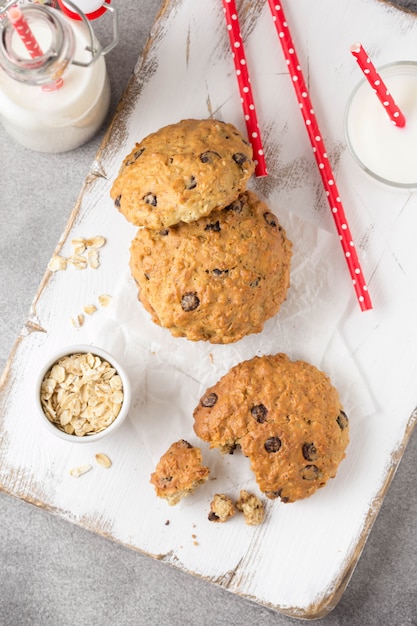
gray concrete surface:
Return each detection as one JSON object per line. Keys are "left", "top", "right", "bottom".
{"left": 1, "top": 1, "right": 416, "bottom": 624}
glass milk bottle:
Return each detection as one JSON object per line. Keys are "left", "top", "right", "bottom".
{"left": 0, "top": 1, "right": 116, "bottom": 152}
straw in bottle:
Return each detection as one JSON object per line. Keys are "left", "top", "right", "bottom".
{"left": 350, "top": 43, "right": 406, "bottom": 128}
{"left": 222, "top": 0, "right": 267, "bottom": 177}
{"left": 7, "top": 6, "right": 44, "bottom": 58}
{"left": 267, "top": 1, "right": 372, "bottom": 312}
{"left": 7, "top": 6, "right": 64, "bottom": 90}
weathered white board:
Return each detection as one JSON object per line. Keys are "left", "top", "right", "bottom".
{"left": 1, "top": 0, "right": 417, "bottom": 618}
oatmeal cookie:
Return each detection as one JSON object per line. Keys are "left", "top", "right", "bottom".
{"left": 129, "top": 190, "right": 292, "bottom": 344}
{"left": 150, "top": 440, "right": 210, "bottom": 506}
{"left": 110, "top": 118, "right": 255, "bottom": 229}
{"left": 193, "top": 354, "right": 349, "bottom": 503}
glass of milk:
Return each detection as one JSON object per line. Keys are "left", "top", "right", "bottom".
{"left": 344, "top": 61, "right": 417, "bottom": 189}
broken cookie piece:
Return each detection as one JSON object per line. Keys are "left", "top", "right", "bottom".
{"left": 208, "top": 494, "right": 235, "bottom": 523}
{"left": 150, "top": 440, "right": 210, "bottom": 506}
{"left": 236, "top": 490, "right": 265, "bottom": 526}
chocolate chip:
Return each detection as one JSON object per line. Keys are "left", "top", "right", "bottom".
{"left": 336, "top": 411, "right": 349, "bottom": 430}
{"left": 179, "top": 440, "right": 193, "bottom": 449}
{"left": 224, "top": 198, "right": 243, "bottom": 213}
{"left": 208, "top": 511, "right": 220, "bottom": 522}
{"left": 263, "top": 212, "right": 277, "bottom": 227}
{"left": 251, "top": 404, "right": 268, "bottom": 423}
{"left": 232, "top": 152, "right": 248, "bottom": 165}
{"left": 300, "top": 465, "right": 320, "bottom": 480}
{"left": 125, "top": 147, "right": 144, "bottom": 165}
{"left": 201, "top": 392, "right": 218, "bottom": 408}
{"left": 181, "top": 292, "right": 200, "bottom": 312}
{"left": 143, "top": 193, "right": 157, "bottom": 206}
{"left": 302, "top": 443, "right": 318, "bottom": 462}
{"left": 159, "top": 229, "right": 169, "bottom": 236}
{"left": 250, "top": 277, "right": 260, "bottom": 287}
{"left": 185, "top": 176, "right": 197, "bottom": 190}
{"left": 200, "top": 151, "right": 221, "bottom": 163}
{"left": 144, "top": 273, "right": 150, "bottom": 281}
{"left": 161, "top": 476, "right": 173, "bottom": 483}
{"left": 204, "top": 221, "right": 221, "bottom": 232}
{"left": 114, "top": 194, "right": 121, "bottom": 208}
{"left": 265, "top": 489, "right": 290, "bottom": 503}
{"left": 212, "top": 268, "right": 229, "bottom": 276}
{"left": 264, "top": 437, "right": 281, "bottom": 453}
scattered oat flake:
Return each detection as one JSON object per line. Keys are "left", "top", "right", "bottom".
{"left": 48, "top": 255, "right": 67, "bottom": 272}
{"left": 69, "top": 464, "right": 92, "bottom": 477}
{"left": 83, "top": 304, "right": 97, "bottom": 315}
{"left": 88, "top": 248, "right": 100, "bottom": 269}
{"left": 71, "top": 238, "right": 86, "bottom": 254}
{"left": 86, "top": 236, "right": 106, "bottom": 248}
{"left": 95, "top": 453, "right": 112, "bottom": 468}
{"left": 70, "top": 314, "right": 84, "bottom": 328}
{"left": 67, "top": 254, "right": 88, "bottom": 270}
{"left": 98, "top": 294, "right": 112, "bottom": 307}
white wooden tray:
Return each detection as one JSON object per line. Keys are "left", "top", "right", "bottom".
{"left": 1, "top": 0, "right": 417, "bottom": 618}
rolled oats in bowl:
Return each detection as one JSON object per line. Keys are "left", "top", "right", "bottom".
{"left": 36, "top": 345, "right": 131, "bottom": 442}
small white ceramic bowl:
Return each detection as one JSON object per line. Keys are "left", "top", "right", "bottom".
{"left": 35, "top": 344, "right": 131, "bottom": 443}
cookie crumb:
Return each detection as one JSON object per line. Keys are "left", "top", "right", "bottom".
{"left": 236, "top": 490, "right": 265, "bottom": 526}
{"left": 208, "top": 493, "right": 235, "bottom": 523}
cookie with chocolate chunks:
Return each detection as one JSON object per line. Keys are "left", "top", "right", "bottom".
{"left": 110, "top": 118, "right": 255, "bottom": 229}
{"left": 193, "top": 354, "right": 349, "bottom": 502}
{"left": 129, "top": 190, "right": 292, "bottom": 344}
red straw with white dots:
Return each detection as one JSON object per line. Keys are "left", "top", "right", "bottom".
{"left": 268, "top": 1, "right": 372, "bottom": 311}
{"left": 7, "top": 6, "right": 64, "bottom": 90}
{"left": 7, "top": 6, "right": 43, "bottom": 58}
{"left": 222, "top": 0, "right": 267, "bottom": 177}
{"left": 350, "top": 43, "right": 406, "bottom": 128}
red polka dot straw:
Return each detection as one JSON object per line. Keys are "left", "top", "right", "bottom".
{"left": 7, "top": 6, "right": 64, "bottom": 90}
{"left": 222, "top": 0, "right": 267, "bottom": 177}
{"left": 351, "top": 42, "right": 406, "bottom": 127}
{"left": 268, "top": 1, "right": 372, "bottom": 312}
{"left": 7, "top": 6, "right": 43, "bottom": 58}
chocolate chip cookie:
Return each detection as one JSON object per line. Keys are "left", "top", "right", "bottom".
{"left": 129, "top": 190, "right": 292, "bottom": 344}
{"left": 193, "top": 354, "right": 349, "bottom": 502}
{"left": 110, "top": 118, "right": 255, "bottom": 229}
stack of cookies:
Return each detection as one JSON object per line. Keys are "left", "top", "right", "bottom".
{"left": 110, "top": 118, "right": 292, "bottom": 344}
{"left": 111, "top": 119, "right": 349, "bottom": 506}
